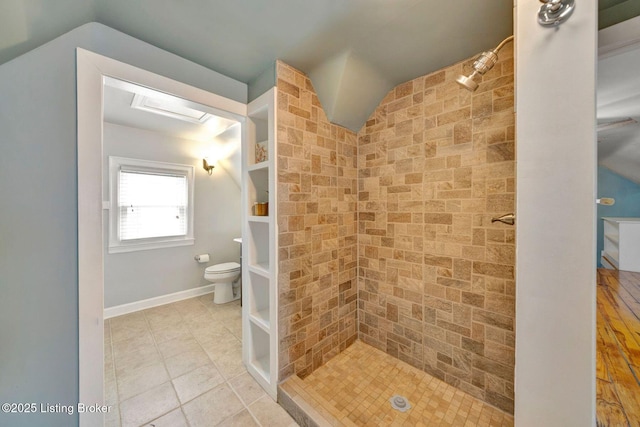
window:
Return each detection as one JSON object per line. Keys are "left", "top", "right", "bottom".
{"left": 109, "top": 157, "right": 194, "bottom": 253}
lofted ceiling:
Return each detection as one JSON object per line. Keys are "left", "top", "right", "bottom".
{"left": 0, "top": 0, "right": 513, "bottom": 131}
{"left": 597, "top": 41, "right": 640, "bottom": 185}
{"left": 2, "top": 1, "right": 639, "bottom": 131}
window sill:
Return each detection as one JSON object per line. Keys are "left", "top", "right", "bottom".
{"left": 108, "top": 237, "right": 194, "bottom": 254}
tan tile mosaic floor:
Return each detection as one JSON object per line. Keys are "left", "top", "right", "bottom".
{"left": 280, "top": 341, "right": 514, "bottom": 427}
{"left": 104, "top": 294, "right": 297, "bottom": 427}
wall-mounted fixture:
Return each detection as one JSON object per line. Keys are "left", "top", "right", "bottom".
{"left": 597, "top": 198, "right": 615, "bottom": 206}
{"left": 538, "top": 0, "right": 575, "bottom": 27}
{"left": 202, "top": 158, "right": 215, "bottom": 175}
{"left": 491, "top": 213, "right": 515, "bottom": 225}
{"left": 456, "top": 35, "right": 514, "bottom": 92}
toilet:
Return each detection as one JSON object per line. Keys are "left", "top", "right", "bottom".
{"left": 204, "top": 262, "right": 241, "bottom": 304}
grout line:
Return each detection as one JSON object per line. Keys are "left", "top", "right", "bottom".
{"left": 107, "top": 296, "right": 289, "bottom": 427}
{"left": 227, "top": 379, "right": 264, "bottom": 427}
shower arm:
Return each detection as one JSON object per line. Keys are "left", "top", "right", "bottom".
{"left": 456, "top": 35, "right": 514, "bottom": 91}
{"left": 470, "top": 35, "right": 514, "bottom": 76}
{"left": 493, "top": 35, "right": 514, "bottom": 53}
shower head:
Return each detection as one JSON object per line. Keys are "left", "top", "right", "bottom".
{"left": 456, "top": 71, "right": 480, "bottom": 92}
{"left": 456, "top": 35, "right": 514, "bottom": 92}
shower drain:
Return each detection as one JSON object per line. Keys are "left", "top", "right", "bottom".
{"left": 389, "top": 395, "right": 411, "bottom": 412}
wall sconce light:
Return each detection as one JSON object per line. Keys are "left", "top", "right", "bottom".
{"left": 202, "top": 158, "right": 214, "bottom": 175}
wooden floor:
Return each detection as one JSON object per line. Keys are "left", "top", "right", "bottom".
{"left": 596, "top": 268, "right": 640, "bottom": 426}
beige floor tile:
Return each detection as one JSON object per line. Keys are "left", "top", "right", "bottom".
{"left": 207, "top": 298, "right": 240, "bottom": 311}
{"left": 210, "top": 307, "right": 241, "bottom": 324}
{"left": 151, "top": 322, "right": 190, "bottom": 344}
{"left": 164, "top": 348, "right": 212, "bottom": 378}
{"left": 189, "top": 321, "right": 235, "bottom": 344}
{"left": 173, "top": 298, "right": 211, "bottom": 320}
{"left": 201, "top": 333, "right": 241, "bottom": 355}
{"left": 229, "top": 372, "right": 266, "bottom": 405}
{"left": 207, "top": 345, "right": 245, "bottom": 380}
{"left": 146, "top": 310, "right": 183, "bottom": 331}
{"left": 217, "top": 409, "right": 260, "bottom": 426}
{"left": 142, "top": 408, "right": 188, "bottom": 427}
{"left": 119, "top": 382, "right": 179, "bottom": 427}
{"left": 105, "top": 377, "right": 118, "bottom": 406}
{"left": 105, "top": 358, "right": 116, "bottom": 384}
{"left": 156, "top": 335, "right": 202, "bottom": 359}
{"left": 224, "top": 320, "right": 242, "bottom": 340}
{"left": 197, "top": 293, "right": 221, "bottom": 309}
{"left": 112, "top": 332, "right": 155, "bottom": 356}
{"left": 114, "top": 345, "right": 163, "bottom": 375}
{"left": 105, "top": 342, "right": 114, "bottom": 365}
{"left": 198, "top": 329, "right": 240, "bottom": 353}
{"left": 105, "top": 296, "right": 289, "bottom": 427}
{"left": 172, "top": 363, "right": 225, "bottom": 404}
{"left": 110, "top": 312, "right": 146, "bottom": 330}
{"left": 111, "top": 324, "right": 153, "bottom": 345}
{"left": 249, "top": 395, "right": 297, "bottom": 427}
{"left": 104, "top": 405, "right": 120, "bottom": 427}
{"left": 117, "top": 361, "right": 170, "bottom": 402}
{"left": 182, "top": 383, "right": 245, "bottom": 427}
{"left": 104, "top": 320, "right": 112, "bottom": 343}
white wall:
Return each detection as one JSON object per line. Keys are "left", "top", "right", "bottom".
{"left": 0, "top": 22, "right": 246, "bottom": 427}
{"left": 103, "top": 123, "right": 241, "bottom": 308}
{"left": 515, "top": 1, "right": 597, "bottom": 426}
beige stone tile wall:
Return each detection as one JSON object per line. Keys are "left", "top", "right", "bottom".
{"left": 276, "top": 61, "right": 358, "bottom": 380}
{"left": 356, "top": 47, "right": 516, "bottom": 413}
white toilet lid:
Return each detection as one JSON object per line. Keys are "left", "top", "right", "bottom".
{"left": 205, "top": 262, "right": 240, "bottom": 273}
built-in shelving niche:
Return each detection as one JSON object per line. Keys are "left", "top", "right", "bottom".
{"left": 242, "top": 87, "right": 277, "bottom": 400}
{"left": 247, "top": 167, "right": 269, "bottom": 217}
{"left": 247, "top": 221, "right": 269, "bottom": 273}
{"left": 249, "top": 322, "right": 271, "bottom": 383}
{"left": 248, "top": 272, "right": 270, "bottom": 331}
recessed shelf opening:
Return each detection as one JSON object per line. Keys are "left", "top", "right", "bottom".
{"left": 250, "top": 322, "right": 271, "bottom": 383}
{"left": 248, "top": 272, "right": 270, "bottom": 331}
{"left": 248, "top": 221, "right": 269, "bottom": 270}
{"left": 248, "top": 168, "right": 269, "bottom": 216}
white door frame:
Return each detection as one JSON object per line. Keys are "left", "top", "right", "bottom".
{"left": 76, "top": 49, "right": 247, "bottom": 426}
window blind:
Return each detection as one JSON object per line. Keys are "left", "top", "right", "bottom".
{"left": 118, "top": 170, "right": 188, "bottom": 240}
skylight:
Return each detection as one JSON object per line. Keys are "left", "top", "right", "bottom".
{"left": 130, "top": 93, "right": 211, "bottom": 124}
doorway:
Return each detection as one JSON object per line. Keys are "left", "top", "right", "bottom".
{"left": 77, "top": 48, "right": 247, "bottom": 426}
{"left": 595, "top": 15, "right": 640, "bottom": 425}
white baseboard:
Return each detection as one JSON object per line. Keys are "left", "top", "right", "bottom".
{"left": 104, "top": 284, "right": 215, "bottom": 319}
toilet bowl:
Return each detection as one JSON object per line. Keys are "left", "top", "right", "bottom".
{"left": 204, "top": 262, "right": 241, "bottom": 304}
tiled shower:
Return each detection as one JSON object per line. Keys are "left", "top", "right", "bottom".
{"left": 276, "top": 45, "right": 516, "bottom": 414}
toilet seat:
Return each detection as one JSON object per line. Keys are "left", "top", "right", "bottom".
{"left": 205, "top": 262, "right": 240, "bottom": 274}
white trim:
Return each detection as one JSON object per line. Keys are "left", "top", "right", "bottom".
{"left": 104, "top": 285, "right": 215, "bottom": 319}
{"left": 242, "top": 87, "right": 278, "bottom": 400}
{"left": 77, "top": 48, "right": 247, "bottom": 427}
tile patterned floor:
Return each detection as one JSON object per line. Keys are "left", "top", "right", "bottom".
{"left": 104, "top": 294, "right": 297, "bottom": 427}
{"left": 280, "top": 341, "right": 514, "bottom": 427}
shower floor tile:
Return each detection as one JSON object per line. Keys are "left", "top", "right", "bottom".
{"left": 280, "top": 341, "right": 513, "bottom": 426}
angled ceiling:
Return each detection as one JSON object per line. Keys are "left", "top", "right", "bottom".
{"left": 0, "top": 0, "right": 513, "bottom": 131}
{"left": 1, "top": 1, "right": 638, "bottom": 131}
{"left": 598, "top": 40, "right": 640, "bottom": 185}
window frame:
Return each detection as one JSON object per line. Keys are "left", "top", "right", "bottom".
{"left": 108, "top": 156, "right": 195, "bottom": 254}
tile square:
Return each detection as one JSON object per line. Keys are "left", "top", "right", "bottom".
{"left": 172, "top": 363, "right": 225, "bottom": 404}
{"left": 119, "top": 382, "right": 179, "bottom": 427}
{"left": 182, "top": 383, "right": 244, "bottom": 427}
